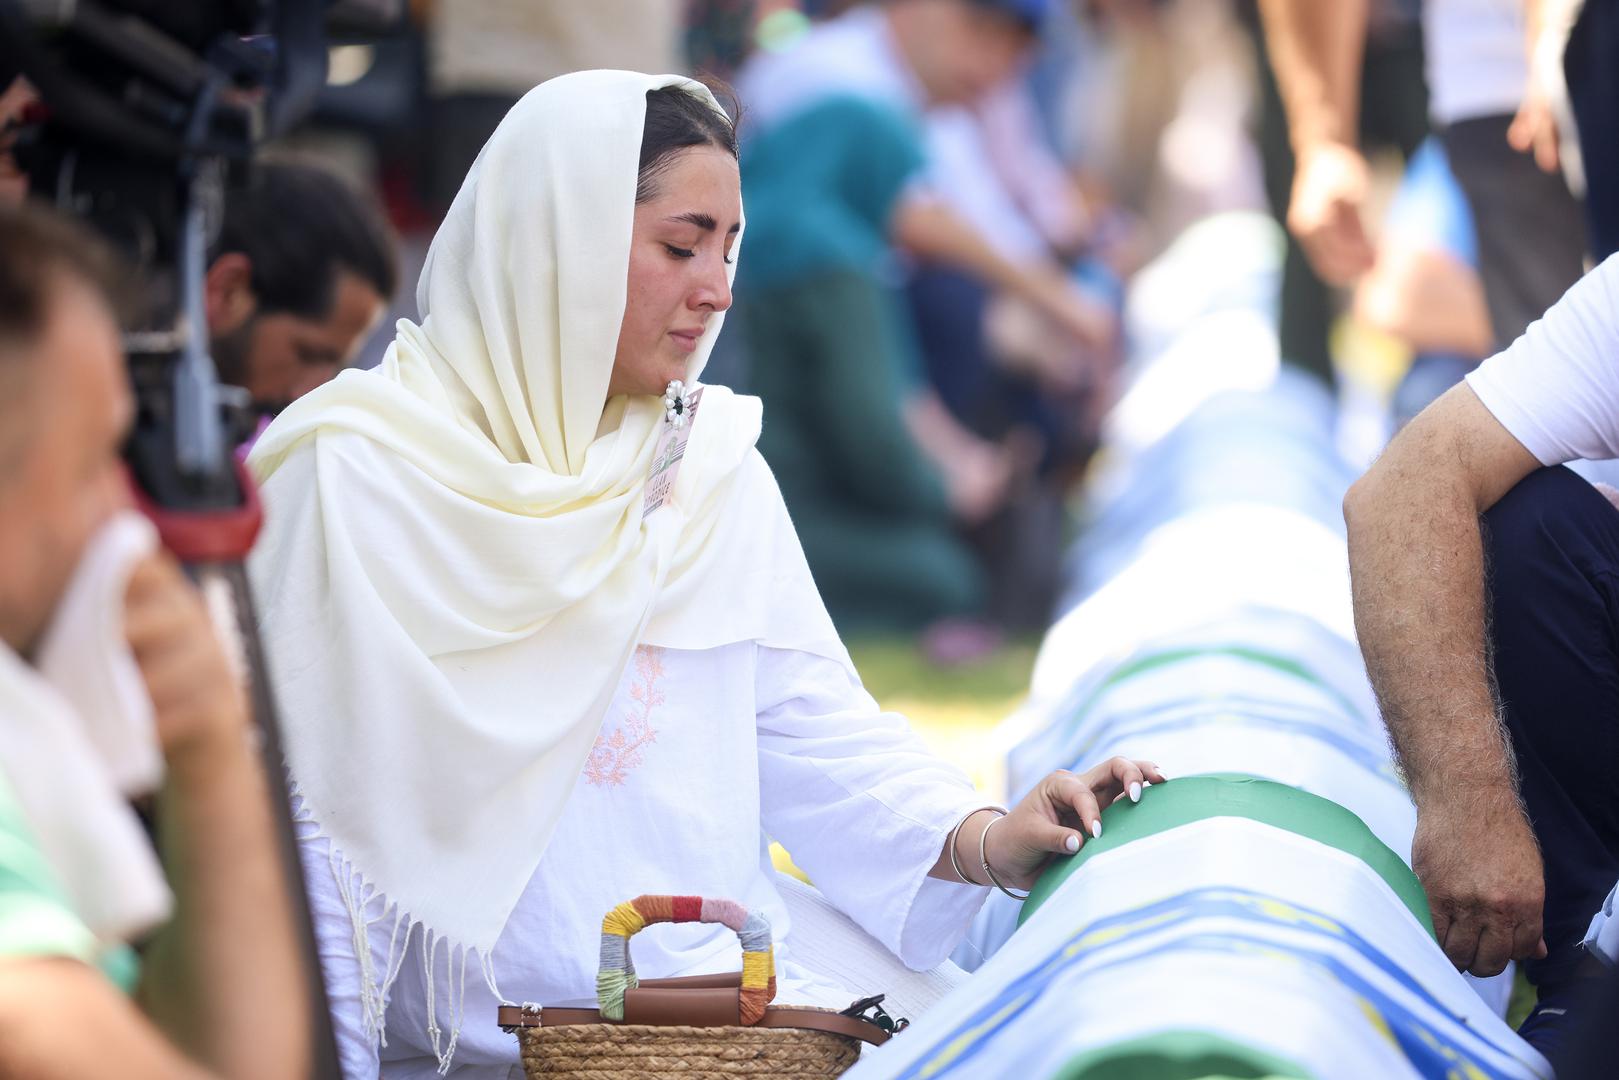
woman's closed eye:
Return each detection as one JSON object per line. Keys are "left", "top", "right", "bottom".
{"left": 664, "top": 242, "right": 734, "bottom": 265}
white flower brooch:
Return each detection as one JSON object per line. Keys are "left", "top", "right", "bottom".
{"left": 663, "top": 379, "right": 691, "bottom": 428}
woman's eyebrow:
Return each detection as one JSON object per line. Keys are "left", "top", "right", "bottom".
{"left": 666, "top": 211, "right": 718, "bottom": 231}
{"left": 665, "top": 211, "right": 741, "bottom": 235}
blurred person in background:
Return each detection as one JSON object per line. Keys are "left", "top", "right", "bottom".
{"left": 1351, "top": 138, "right": 1497, "bottom": 427}
{"left": 1246, "top": 0, "right": 1429, "bottom": 389}
{"left": 1257, "top": 0, "right": 1589, "bottom": 385}
{"left": 1550, "top": 0, "right": 1619, "bottom": 261}
{"left": 0, "top": 75, "right": 33, "bottom": 206}
{"left": 0, "top": 202, "right": 308, "bottom": 1078}
{"left": 738, "top": 96, "right": 1015, "bottom": 632}
{"left": 415, "top": 0, "right": 682, "bottom": 215}
{"left": 736, "top": 0, "right": 1117, "bottom": 393}
{"left": 738, "top": 0, "right": 1109, "bottom": 634}
{"left": 0, "top": 113, "right": 398, "bottom": 429}
{"left": 205, "top": 161, "right": 398, "bottom": 423}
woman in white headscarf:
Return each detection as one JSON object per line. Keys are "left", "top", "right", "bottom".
{"left": 248, "top": 70, "right": 1164, "bottom": 1077}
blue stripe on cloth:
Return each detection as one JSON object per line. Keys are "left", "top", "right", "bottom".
{"left": 1052, "top": 697, "right": 1402, "bottom": 790}
{"left": 891, "top": 886, "right": 1531, "bottom": 1080}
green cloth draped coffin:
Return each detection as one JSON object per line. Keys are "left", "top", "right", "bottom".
{"left": 844, "top": 218, "right": 1551, "bottom": 1080}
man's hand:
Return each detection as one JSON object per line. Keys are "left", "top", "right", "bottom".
{"left": 1288, "top": 141, "right": 1375, "bottom": 286}
{"left": 1414, "top": 788, "right": 1548, "bottom": 975}
{"left": 1508, "top": 93, "right": 1562, "bottom": 174}
{"left": 124, "top": 554, "right": 248, "bottom": 775}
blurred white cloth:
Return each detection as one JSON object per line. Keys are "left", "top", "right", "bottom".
{"left": 1423, "top": 0, "right": 1527, "bottom": 126}
{"left": 36, "top": 511, "right": 163, "bottom": 795}
{"left": 0, "top": 511, "right": 170, "bottom": 944}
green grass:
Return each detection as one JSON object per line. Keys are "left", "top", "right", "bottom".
{"left": 845, "top": 635, "right": 1039, "bottom": 797}
{"left": 847, "top": 634, "right": 1040, "bottom": 704}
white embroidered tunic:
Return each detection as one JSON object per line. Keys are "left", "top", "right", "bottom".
{"left": 304, "top": 642, "right": 989, "bottom": 1078}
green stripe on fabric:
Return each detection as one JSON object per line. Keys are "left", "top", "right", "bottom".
{"left": 1061, "top": 646, "right": 1364, "bottom": 737}
{"left": 1050, "top": 1030, "right": 1316, "bottom": 1080}
{"left": 1019, "top": 775, "right": 1432, "bottom": 936}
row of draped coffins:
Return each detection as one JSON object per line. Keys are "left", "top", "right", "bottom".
{"left": 847, "top": 215, "right": 1553, "bottom": 1080}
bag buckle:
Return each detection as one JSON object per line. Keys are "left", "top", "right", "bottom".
{"left": 840, "top": 993, "right": 910, "bottom": 1034}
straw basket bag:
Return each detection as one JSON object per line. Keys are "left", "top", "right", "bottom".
{"left": 498, "top": 894, "right": 896, "bottom": 1079}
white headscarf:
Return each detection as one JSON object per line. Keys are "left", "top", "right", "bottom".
{"left": 246, "top": 70, "right": 845, "bottom": 1057}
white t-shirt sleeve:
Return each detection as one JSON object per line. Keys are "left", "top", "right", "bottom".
{"left": 1465, "top": 254, "right": 1619, "bottom": 466}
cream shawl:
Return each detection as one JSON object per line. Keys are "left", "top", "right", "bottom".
{"left": 246, "top": 70, "right": 846, "bottom": 1058}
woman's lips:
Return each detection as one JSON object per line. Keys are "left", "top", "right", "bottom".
{"left": 669, "top": 329, "right": 701, "bottom": 352}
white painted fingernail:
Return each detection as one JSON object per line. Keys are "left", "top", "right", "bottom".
{"left": 1090, "top": 819, "right": 1102, "bottom": 838}
{"left": 1129, "top": 782, "right": 1142, "bottom": 803}
{"left": 1065, "top": 834, "right": 1080, "bottom": 853}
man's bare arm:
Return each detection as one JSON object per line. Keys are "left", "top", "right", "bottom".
{"left": 0, "top": 958, "right": 210, "bottom": 1079}
{"left": 890, "top": 195, "right": 1113, "bottom": 353}
{"left": 1256, "top": 0, "right": 1377, "bottom": 284}
{"left": 1257, "top": 0, "right": 1368, "bottom": 153}
{"left": 125, "top": 557, "right": 309, "bottom": 1079}
{"left": 1344, "top": 383, "right": 1547, "bottom": 975}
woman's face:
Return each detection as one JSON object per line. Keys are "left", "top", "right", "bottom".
{"left": 608, "top": 146, "right": 741, "bottom": 400}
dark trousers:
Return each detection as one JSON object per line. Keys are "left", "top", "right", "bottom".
{"left": 1440, "top": 116, "right": 1588, "bottom": 351}
{"left": 1482, "top": 467, "right": 1619, "bottom": 999}
{"left": 1566, "top": 0, "right": 1619, "bottom": 261}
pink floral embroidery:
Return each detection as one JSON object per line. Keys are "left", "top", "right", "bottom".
{"left": 583, "top": 646, "right": 664, "bottom": 787}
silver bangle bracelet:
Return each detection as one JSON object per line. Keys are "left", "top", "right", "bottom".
{"left": 948, "top": 805, "right": 1007, "bottom": 887}
{"left": 980, "top": 814, "right": 1031, "bottom": 901}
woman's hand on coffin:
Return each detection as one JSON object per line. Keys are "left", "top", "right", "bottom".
{"left": 987, "top": 758, "right": 1168, "bottom": 890}
{"left": 124, "top": 553, "right": 251, "bottom": 777}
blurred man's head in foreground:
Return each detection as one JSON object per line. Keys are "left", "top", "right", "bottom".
{"left": 886, "top": 0, "right": 1044, "bottom": 106}
{"left": 204, "top": 161, "right": 397, "bottom": 414}
{"left": 0, "top": 204, "right": 132, "bottom": 656}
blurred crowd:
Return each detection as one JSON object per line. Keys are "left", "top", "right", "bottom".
{"left": 10, "top": 0, "right": 1615, "bottom": 649}
{"left": 286, "top": 0, "right": 1246, "bottom": 649}
{"left": 247, "top": 0, "right": 1619, "bottom": 647}
{"left": 4, "top": 0, "right": 1619, "bottom": 1074}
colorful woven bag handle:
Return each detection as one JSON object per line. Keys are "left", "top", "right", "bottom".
{"left": 598, "top": 895, "right": 776, "bottom": 1024}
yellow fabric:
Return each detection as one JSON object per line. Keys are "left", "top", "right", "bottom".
{"left": 602, "top": 901, "right": 647, "bottom": 939}
{"left": 741, "top": 946, "right": 775, "bottom": 989}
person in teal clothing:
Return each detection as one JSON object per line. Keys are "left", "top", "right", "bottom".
{"left": 736, "top": 96, "right": 992, "bottom": 632}
{"left": 0, "top": 769, "right": 139, "bottom": 992}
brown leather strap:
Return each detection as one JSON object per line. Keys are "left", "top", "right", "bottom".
{"left": 638, "top": 973, "right": 742, "bottom": 990}
{"left": 624, "top": 987, "right": 740, "bottom": 1027}
{"left": 497, "top": 1002, "right": 890, "bottom": 1048}
{"left": 755, "top": 1007, "right": 891, "bottom": 1046}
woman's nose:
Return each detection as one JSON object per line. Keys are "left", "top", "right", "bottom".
{"left": 694, "top": 257, "right": 733, "bottom": 313}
